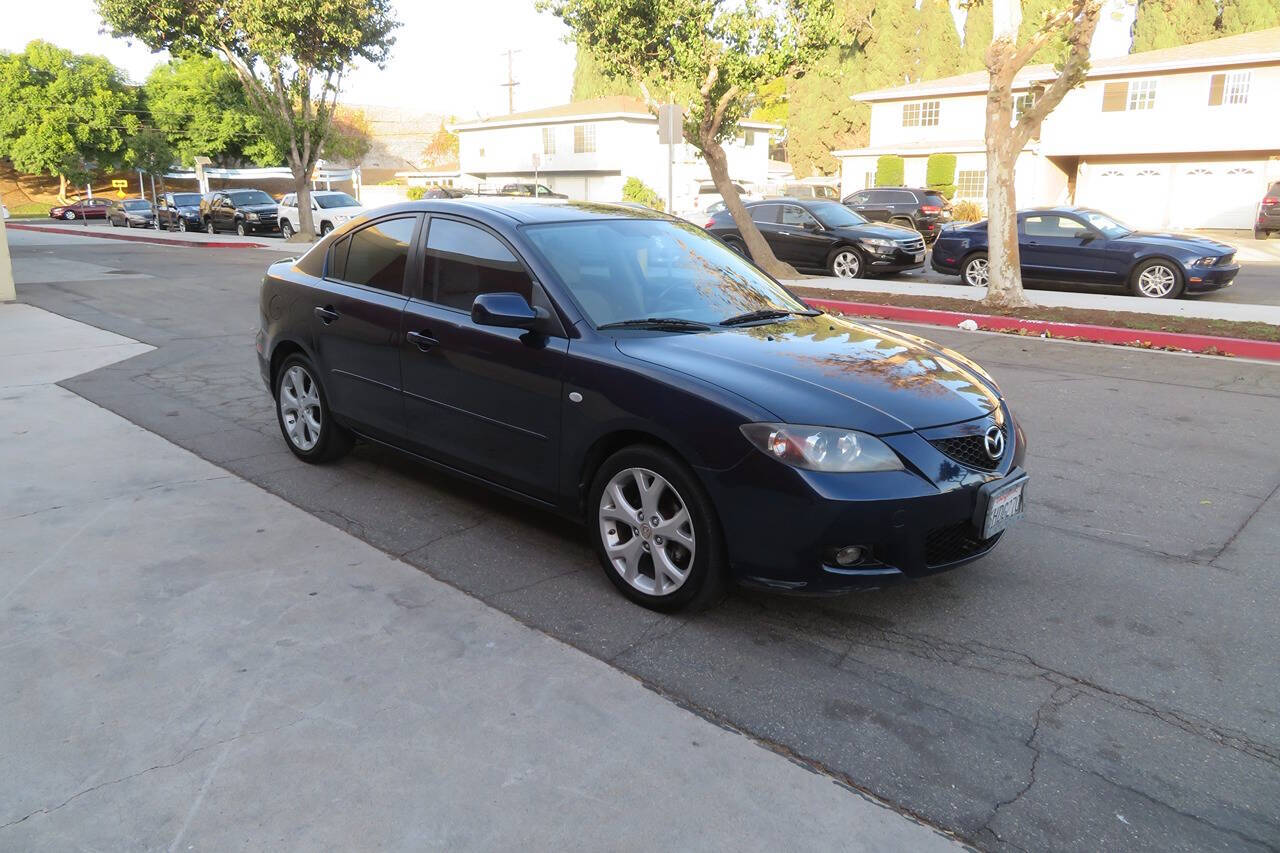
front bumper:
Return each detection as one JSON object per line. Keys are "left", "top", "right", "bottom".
{"left": 1185, "top": 261, "right": 1240, "bottom": 292}
{"left": 700, "top": 418, "right": 1027, "bottom": 594}
{"left": 861, "top": 243, "right": 926, "bottom": 274}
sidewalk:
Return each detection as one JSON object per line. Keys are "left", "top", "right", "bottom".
{"left": 785, "top": 275, "right": 1280, "bottom": 325}
{"left": 7, "top": 220, "right": 297, "bottom": 250}
{"left": 0, "top": 302, "right": 958, "bottom": 850}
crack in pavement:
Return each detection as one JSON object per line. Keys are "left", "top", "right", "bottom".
{"left": 1210, "top": 477, "right": 1280, "bottom": 564}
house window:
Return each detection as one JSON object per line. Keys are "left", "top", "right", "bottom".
{"left": 1127, "top": 79, "right": 1156, "bottom": 111}
{"left": 901, "top": 100, "right": 940, "bottom": 128}
{"left": 1209, "top": 71, "right": 1250, "bottom": 106}
{"left": 1014, "top": 93, "right": 1035, "bottom": 121}
{"left": 573, "top": 124, "right": 596, "bottom": 153}
{"left": 542, "top": 127, "right": 556, "bottom": 155}
{"left": 744, "top": 129, "right": 756, "bottom": 146}
{"left": 956, "top": 170, "right": 986, "bottom": 198}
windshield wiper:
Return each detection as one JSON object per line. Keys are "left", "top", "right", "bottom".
{"left": 597, "top": 317, "right": 712, "bottom": 331}
{"left": 719, "top": 308, "right": 818, "bottom": 326}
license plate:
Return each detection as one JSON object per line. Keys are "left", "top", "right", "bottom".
{"left": 981, "top": 477, "right": 1027, "bottom": 539}
{"left": 914, "top": 252, "right": 924, "bottom": 263}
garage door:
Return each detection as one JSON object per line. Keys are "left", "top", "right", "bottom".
{"left": 1079, "top": 165, "right": 1171, "bottom": 230}
{"left": 1169, "top": 163, "right": 1265, "bottom": 230}
{"left": 550, "top": 176, "right": 587, "bottom": 199}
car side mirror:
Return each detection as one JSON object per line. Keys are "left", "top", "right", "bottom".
{"left": 470, "top": 292, "right": 545, "bottom": 330}
{"left": 803, "top": 220, "right": 821, "bottom": 232}
{"left": 1073, "top": 229, "right": 1096, "bottom": 241}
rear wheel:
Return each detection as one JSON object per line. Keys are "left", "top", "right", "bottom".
{"left": 891, "top": 216, "right": 916, "bottom": 233}
{"left": 64, "top": 210, "right": 76, "bottom": 220}
{"left": 962, "top": 252, "right": 989, "bottom": 287}
{"left": 274, "top": 354, "right": 353, "bottom": 463}
{"left": 1130, "top": 259, "right": 1183, "bottom": 299}
{"left": 588, "top": 445, "right": 727, "bottom": 612}
{"left": 281, "top": 220, "right": 294, "bottom": 239}
{"left": 724, "top": 238, "right": 749, "bottom": 259}
{"left": 1255, "top": 227, "right": 1269, "bottom": 241}
{"left": 829, "top": 246, "right": 863, "bottom": 278}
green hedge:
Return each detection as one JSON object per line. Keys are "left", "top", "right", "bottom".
{"left": 621, "top": 176, "right": 664, "bottom": 211}
{"left": 874, "top": 155, "right": 904, "bottom": 187}
{"left": 926, "top": 153, "right": 957, "bottom": 199}
{"left": 405, "top": 186, "right": 426, "bottom": 201}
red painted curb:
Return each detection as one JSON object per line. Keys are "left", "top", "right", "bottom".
{"left": 805, "top": 297, "right": 1280, "bottom": 362}
{"left": 7, "top": 222, "right": 268, "bottom": 249}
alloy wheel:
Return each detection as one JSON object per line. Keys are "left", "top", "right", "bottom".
{"left": 1136, "top": 264, "right": 1176, "bottom": 298}
{"left": 832, "top": 249, "right": 861, "bottom": 278}
{"left": 178, "top": 219, "right": 187, "bottom": 232}
{"left": 598, "top": 467, "right": 696, "bottom": 597}
{"left": 965, "top": 257, "right": 990, "bottom": 287}
{"left": 278, "top": 365, "right": 323, "bottom": 451}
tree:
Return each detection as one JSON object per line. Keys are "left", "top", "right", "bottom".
{"left": 570, "top": 43, "right": 635, "bottom": 100}
{"left": 980, "top": 0, "right": 1101, "bottom": 310}
{"left": 926, "top": 153, "right": 957, "bottom": 198}
{"left": 422, "top": 119, "right": 459, "bottom": 167}
{"left": 1220, "top": 0, "right": 1280, "bottom": 34}
{"left": 143, "top": 55, "right": 283, "bottom": 167}
{"left": 1130, "top": 0, "right": 1217, "bottom": 51}
{"left": 98, "top": 0, "right": 399, "bottom": 240}
{"left": 124, "top": 127, "right": 174, "bottom": 205}
{"left": 0, "top": 41, "right": 139, "bottom": 200}
{"left": 323, "top": 105, "right": 373, "bottom": 165}
{"left": 621, "top": 176, "right": 664, "bottom": 210}
{"left": 875, "top": 154, "right": 905, "bottom": 186}
{"left": 542, "top": 0, "right": 837, "bottom": 279}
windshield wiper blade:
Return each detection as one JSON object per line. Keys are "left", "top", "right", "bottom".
{"left": 719, "top": 308, "right": 816, "bottom": 326}
{"left": 597, "top": 317, "right": 712, "bottom": 331}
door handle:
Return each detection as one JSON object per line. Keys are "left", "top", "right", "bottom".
{"left": 1026, "top": 241, "right": 1040, "bottom": 246}
{"left": 407, "top": 330, "right": 439, "bottom": 351}
{"left": 314, "top": 306, "right": 339, "bottom": 324}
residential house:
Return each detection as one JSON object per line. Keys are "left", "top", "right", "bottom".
{"left": 451, "top": 95, "right": 776, "bottom": 211}
{"left": 833, "top": 28, "right": 1280, "bottom": 230}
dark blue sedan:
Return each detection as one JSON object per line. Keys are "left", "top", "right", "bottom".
{"left": 257, "top": 200, "right": 1028, "bottom": 610}
{"left": 931, "top": 207, "right": 1239, "bottom": 298}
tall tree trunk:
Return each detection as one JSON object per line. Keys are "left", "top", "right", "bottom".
{"left": 700, "top": 136, "right": 798, "bottom": 280}
{"left": 57, "top": 174, "right": 68, "bottom": 204}
{"left": 291, "top": 160, "right": 315, "bottom": 241}
{"left": 982, "top": 56, "right": 1030, "bottom": 310}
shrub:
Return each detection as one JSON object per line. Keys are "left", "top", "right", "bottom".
{"left": 926, "top": 153, "right": 957, "bottom": 199}
{"left": 621, "top": 176, "right": 664, "bottom": 210}
{"left": 405, "top": 185, "right": 426, "bottom": 201}
{"left": 874, "top": 155, "right": 904, "bottom": 187}
{"left": 951, "top": 200, "right": 984, "bottom": 222}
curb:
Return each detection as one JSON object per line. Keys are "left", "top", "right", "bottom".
{"left": 804, "top": 297, "right": 1280, "bottom": 362}
{"left": 7, "top": 223, "right": 268, "bottom": 249}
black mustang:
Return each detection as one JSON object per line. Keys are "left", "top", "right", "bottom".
{"left": 257, "top": 200, "right": 1027, "bottom": 610}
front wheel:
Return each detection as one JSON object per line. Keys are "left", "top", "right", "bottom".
{"left": 829, "top": 246, "right": 863, "bottom": 279}
{"left": 962, "top": 252, "right": 990, "bottom": 287}
{"left": 280, "top": 220, "right": 294, "bottom": 239}
{"left": 1130, "top": 259, "right": 1183, "bottom": 299}
{"left": 588, "top": 445, "right": 727, "bottom": 612}
{"left": 205, "top": 220, "right": 216, "bottom": 234}
{"left": 274, "top": 355, "right": 353, "bottom": 463}
{"left": 178, "top": 218, "right": 187, "bottom": 232}
{"left": 236, "top": 221, "right": 247, "bottom": 237}
{"left": 320, "top": 222, "right": 333, "bottom": 236}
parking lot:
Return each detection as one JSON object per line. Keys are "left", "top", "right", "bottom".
{"left": 6, "top": 228, "right": 1280, "bottom": 851}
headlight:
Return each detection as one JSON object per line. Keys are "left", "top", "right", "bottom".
{"left": 1193, "top": 256, "right": 1217, "bottom": 266}
{"left": 246, "top": 212, "right": 260, "bottom": 221}
{"left": 861, "top": 237, "right": 895, "bottom": 250}
{"left": 740, "top": 423, "right": 904, "bottom": 472}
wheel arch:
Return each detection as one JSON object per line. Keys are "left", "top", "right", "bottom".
{"left": 1129, "top": 252, "right": 1186, "bottom": 279}
{"left": 268, "top": 339, "right": 312, "bottom": 394}
{"left": 576, "top": 429, "right": 691, "bottom": 519}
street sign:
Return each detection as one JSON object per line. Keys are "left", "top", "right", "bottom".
{"left": 111, "top": 179, "right": 128, "bottom": 198}
{"left": 658, "top": 104, "right": 683, "bottom": 145}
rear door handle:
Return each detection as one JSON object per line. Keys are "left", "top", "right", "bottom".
{"left": 314, "top": 306, "right": 339, "bottom": 324}
{"left": 407, "top": 330, "right": 439, "bottom": 351}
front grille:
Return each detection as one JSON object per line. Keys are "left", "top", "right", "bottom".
{"left": 897, "top": 236, "right": 925, "bottom": 253}
{"left": 930, "top": 425, "right": 1005, "bottom": 471}
{"left": 925, "top": 522, "right": 998, "bottom": 567}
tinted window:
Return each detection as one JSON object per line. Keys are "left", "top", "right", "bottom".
{"left": 227, "top": 190, "right": 274, "bottom": 206}
{"left": 750, "top": 204, "right": 779, "bottom": 224}
{"left": 343, "top": 217, "right": 416, "bottom": 292}
{"left": 1022, "top": 214, "right": 1079, "bottom": 238}
{"left": 866, "top": 190, "right": 892, "bottom": 203}
{"left": 315, "top": 193, "right": 359, "bottom": 209}
{"left": 887, "top": 190, "right": 917, "bottom": 203}
{"left": 780, "top": 205, "right": 819, "bottom": 228}
{"left": 329, "top": 236, "right": 350, "bottom": 280}
{"left": 172, "top": 193, "right": 202, "bottom": 206}
{"left": 426, "top": 218, "right": 532, "bottom": 311}
{"left": 846, "top": 192, "right": 869, "bottom": 205}
{"left": 809, "top": 202, "right": 867, "bottom": 227}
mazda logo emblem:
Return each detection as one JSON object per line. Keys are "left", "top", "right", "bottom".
{"left": 984, "top": 425, "right": 1005, "bottom": 461}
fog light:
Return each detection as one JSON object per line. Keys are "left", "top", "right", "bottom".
{"left": 834, "top": 545, "right": 865, "bottom": 566}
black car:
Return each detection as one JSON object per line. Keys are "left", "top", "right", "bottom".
{"left": 843, "top": 187, "right": 951, "bottom": 244}
{"left": 931, "top": 207, "right": 1239, "bottom": 299}
{"left": 107, "top": 198, "right": 156, "bottom": 228}
{"left": 156, "top": 191, "right": 205, "bottom": 231}
{"left": 706, "top": 198, "right": 926, "bottom": 279}
{"left": 1255, "top": 181, "right": 1280, "bottom": 240}
{"left": 201, "top": 188, "right": 280, "bottom": 236}
{"left": 257, "top": 199, "right": 1027, "bottom": 611}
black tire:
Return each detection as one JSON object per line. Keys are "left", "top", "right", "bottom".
{"left": 64, "top": 210, "right": 76, "bottom": 220}
{"left": 891, "top": 216, "right": 916, "bottom": 233}
{"left": 1129, "top": 258, "right": 1184, "bottom": 299}
{"left": 236, "top": 221, "right": 247, "bottom": 237}
{"left": 281, "top": 220, "right": 294, "bottom": 239}
{"left": 125, "top": 218, "right": 133, "bottom": 228}
{"left": 1255, "top": 228, "right": 1268, "bottom": 241}
{"left": 724, "top": 237, "right": 750, "bottom": 259}
{"left": 178, "top": 218, "right": 187, "bottom": 233}
{"left": 109, "top": 216, "right": 118, "bottom": 227}
{"left": 320, "top": 221, "right": 333, "bottom": 236}
{"left": 828, "top": 245, "right": 864, "bottom": 278}
{"left": 273, "top": 354, "right": 353, "bottom": 463}
{"left": 962, "top": 251, "right": 990, "bottom": 287}
{"left": 587, "top": 444, "right": 728, "bottom": 612}
{"left": 205, "top": 220, "right": 216, "bottom": 234}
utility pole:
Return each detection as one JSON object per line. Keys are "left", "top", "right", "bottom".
{"left": 500, "top": 49, "right": 521, "bottom": 114}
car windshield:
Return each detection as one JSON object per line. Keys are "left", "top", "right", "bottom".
{"left": 315, "top": 193, "right": 360, "bottom": 209}
{"left": 809, "top": 201, "right": 868, "bottom": 228}
{"left": 123, "top": 200, "right": 151, "bottom": 210}
{"left": 228, "top": 190, "right": 274, "bottom": 206}
{"left": 172, "top": 193, "right": 202, "bottom": 207}
{"left": 1079, "top": 210, "right": 1132, "bottom": 238}
{"left": 523, "top": 218, "right": 810, "bottom": 328}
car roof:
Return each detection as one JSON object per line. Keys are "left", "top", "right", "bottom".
{"left": 362, "top": 198, "right": 676, "bottom": 225}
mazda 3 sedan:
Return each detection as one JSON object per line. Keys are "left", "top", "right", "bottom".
{"left": 932, "top": 207, "right": 1239, "bottom": 298}
{"left": 257, "top": 200, "right": 1028, "bottom": 611}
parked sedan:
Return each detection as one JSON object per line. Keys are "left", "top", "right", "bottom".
{"left": 48, "top": 198, "right": 111, "bottom": 220}
{"left": 257, "top": 200, "right": 1027, "bottom": 611}
{"left": 706, "top": 198, "right": 926, "bottom": 278}
{"left": 108, "top": 198, "right": 156, "bottom": 228}
{"left": 932, "top": 207, "right": 1239, "bottom": 298}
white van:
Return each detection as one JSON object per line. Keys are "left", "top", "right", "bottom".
{"left": 278, "top": 190, "right": 364, "bottom": 238}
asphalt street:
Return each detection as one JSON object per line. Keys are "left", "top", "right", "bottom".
{"left": 11, "top": 230, "right": 1280, "bottom": 851}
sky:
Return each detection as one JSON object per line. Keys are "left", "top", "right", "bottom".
{"left": 0, "top": 0, "right": 579, "bottom": 118}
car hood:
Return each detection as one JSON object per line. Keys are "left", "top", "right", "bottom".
{"left": 242, "top": 204, "right": 279, "bottom": 214}
{"left": 615, "top": 314, "right": 1001, "bottom": 434}
{"left": 316, "top": 205, "right": 364, "bottom": 218}
{"left": 1117, "top": 230, "right": 1234, "bottom": 254}
{"left": 830, "top": 222, "right": 920, "bottom": 241}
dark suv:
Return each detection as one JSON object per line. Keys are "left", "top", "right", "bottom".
{"left": 156, "top": 191, "right": 206, "bottom": 231}
{"left": 842, "top": 187, "right": 951, "bottom": 244}
{"left": 1255, "top": 182, "right": 1280, "bottom": 240}
{"left": 200, "top": 188, "right": 280, "bottom": 236}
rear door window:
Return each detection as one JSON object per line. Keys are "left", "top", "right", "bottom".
{"left": 341, "top": 216, "right": 417, "bottom": 293}
{"left": 749, "top": 204, "right": 780, "bottom": 224}
{"left": 780, "top": 205, "right": 820, "bottom": 228}
{"left": 424, "top": 218, "right": 533, "bottom": 311}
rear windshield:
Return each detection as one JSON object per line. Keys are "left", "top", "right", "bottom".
{"left": 922, "top": 192, "right": 949, "bottom": 206}
{"left": 172, "top": 193, "right": 202, "bottom": 206}
{"left": 315, "top": 193, "right": 360, "bottom": 209}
